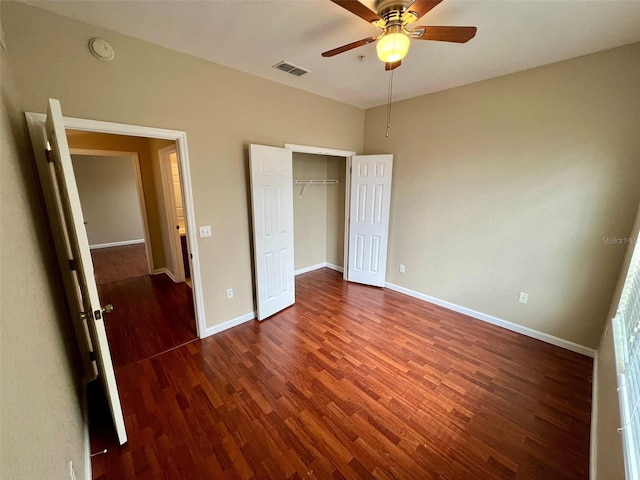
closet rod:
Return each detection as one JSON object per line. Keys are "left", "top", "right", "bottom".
{"left": 293, "top": 179, "right": 339, "bottom": 198}
{"left": 292, "top": 179, "right": 339, "bottom": 184}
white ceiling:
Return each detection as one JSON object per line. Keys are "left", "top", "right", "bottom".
{"left": 24, "top": 0, "right": 640, "bottom": 109}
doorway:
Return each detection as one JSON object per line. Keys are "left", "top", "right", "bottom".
{"left": 69, "top": 149, "right": 153, "bottom": 284}
{"left": 292, "top": 152, "right": 346, "bottom": 276}
{"left": 66, "top": 131, "right": 198, "bottom": 367}
{"left": 249, "top": 142, "right": 394, "bottom": 320}
{"left": 25, "top": 101, "right": 208, "bottom": 455}
{"left": 35, "top": 114, "right": 208, "bottom": 340}
{"left": 158, "top": 145, "right": 191, "bottom": 285}
{"left": 286, "top": 143, "right": 355, "bottom": 280}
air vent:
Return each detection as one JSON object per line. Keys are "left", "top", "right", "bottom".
{"left": 273, "top": 61, "right": 310, "bottom": 77}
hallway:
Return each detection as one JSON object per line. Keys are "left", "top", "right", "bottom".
{"left": 91, "top": 243, "right": 149, "bottom": 286}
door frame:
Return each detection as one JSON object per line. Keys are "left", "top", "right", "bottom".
{"left": 25, "top": 112, "right": 207, "bottom": 339}
{"left": 157, "top": 144, "right": 186, "bottom": 283}
{"left": 69, "top": 148, "right": 155, "bottom": 275}
{"left": 284, "top": 143, "right": 355, "bottom": 280}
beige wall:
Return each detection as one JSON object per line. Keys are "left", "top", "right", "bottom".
{"left": 292, "top": 153, "right": 346, "bottom": 271}
{"left": 0, "top": 49, "right": 87, "bottom": 480}
{"left": 2, "top": 2, "right": 364, "bottom": 328}
{"left": 364, "top": 43, "right": 640, "bottom": 349}
{"left": 326, "top": 156, "right": 346, "bottom": 267}
{"left": 293, "top": 153, "right": 328, "bottom": 270}
{"left": 72, "top": 154, "right": 145, "bottom": 246}
{"left": 592, "top": 204, "right": 640, "bottom": 479}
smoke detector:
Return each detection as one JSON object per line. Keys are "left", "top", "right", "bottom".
{"left": 88, "top": 38, "right": 115, "bottom": 61}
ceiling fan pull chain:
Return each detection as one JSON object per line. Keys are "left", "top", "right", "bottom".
{"left": 385, "top": 69, "right": 394, "bottom": 137}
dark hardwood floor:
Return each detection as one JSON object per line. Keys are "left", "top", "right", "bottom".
{"left": 92, "top": 243, "right": 149, "bottom": 285}
{"left": 98, "top": 274, "right": 197, "bottom": 369}
{"left": 92, "top": 268, "right": 592, "bottom": 479}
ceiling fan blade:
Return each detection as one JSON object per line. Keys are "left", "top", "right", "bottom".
{"left": 385, "top": 60, "right": 401, "bottom": 71}
{"left": 411, "top": 26, "right": 477, "bottom": 43}
{"left": 322, "top": 36, "right": 377, "bottom": 57}
{"left": 405, "top": 0, "right": 443, "bottom": 21}
{"left": 329, "top": 0, "right": 381, "bottom": 24}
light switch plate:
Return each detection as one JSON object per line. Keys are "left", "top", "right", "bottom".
{"left": 199, "top": 226, "right": 212, "bottom": 238}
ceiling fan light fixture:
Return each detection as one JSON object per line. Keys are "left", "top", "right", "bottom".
{"left": 376, "top": 26, "right": 410, "bottom": 63}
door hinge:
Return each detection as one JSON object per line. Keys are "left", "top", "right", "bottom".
{"left": 45, "top": 149, "right": 53, "bottom": 163}
{"left": 89, "top": 351, "right": 96, "bottom": 362}
{"left": 69, "top": 259, "right": 78, "bottom": 271}
{"left": 190, "top": 253, "right": 193, "bottom": 259}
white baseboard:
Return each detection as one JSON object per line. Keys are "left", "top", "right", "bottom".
{"left": 153, "top": 268, "right": 177, "bottom": 283}
{"left": 385, "top": 282, "right": 596, "bottom": 358}
{"left": 205, "top": 312, "right": 255, "bottom": 337}
{"left": 590, "top": 350, "right": 599, "bottom": 479}
{"left": 89, "top": 238, "right": 144, "bottom": 250}
{"left": 295, "top": 262, "right": 344, "bottom": 276}
{"left": 295, "top": 263, "right": 326, "bottom": 276}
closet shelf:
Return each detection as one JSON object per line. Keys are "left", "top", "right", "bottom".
{"left": 293, "top": 179, "right": 339, "bottom": 198}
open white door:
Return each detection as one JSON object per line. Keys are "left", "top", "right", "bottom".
{"left": 158, "top": 145, "right": 186, "bottom": 282}
{"left": 27, "top": 99, "right": 127, "bottom": 445}
{"left": 249, "top": 144, "right": 295, "bottom": 320}
{"left": 347, "top": 154, "right": 393, "bottom": 287}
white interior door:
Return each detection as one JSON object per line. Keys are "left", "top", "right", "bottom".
{"left": 30, "top": 99, "right": 127, "bottom": 445}
{"left": 171, "top": 153, "right": 186, "bottom": 233}
{"left": 348, "top": 154, "right": 393, "bottom": 287}
{"left": 158, "top": 145, "right": 185, "bottom": 282}
{"left": 249, "top": 144, "right": 295, "bottom": 320}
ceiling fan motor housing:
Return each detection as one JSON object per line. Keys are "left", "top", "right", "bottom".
{"left": 376, "top": 0, "right": 415, "bottom": 20}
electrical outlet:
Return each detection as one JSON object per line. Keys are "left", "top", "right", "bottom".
{"left": 69, "top": 461, "right": 77, "bottom": 480}
{"left": 226, "top": 288, "right": 234, "bottom": 299}
{"left": 199, "top": 225, "right": 212, "bottom": 238}
{"left": 519, "top": 292, "right": 529, "bottom": 304}
{"left": 399, "top": 264, "right": 405, "bottom": 273}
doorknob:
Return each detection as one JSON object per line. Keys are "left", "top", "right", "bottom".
{"left": 102, "top": 304, "right": 114, "bottom": 314}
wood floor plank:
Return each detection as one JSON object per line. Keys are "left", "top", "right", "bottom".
{"left": 93, "top": 268, "right": 592, "bottom": 479}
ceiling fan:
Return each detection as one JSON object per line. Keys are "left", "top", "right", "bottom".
{"left": 322, "top": 0, "right": 477, "bottom": 70}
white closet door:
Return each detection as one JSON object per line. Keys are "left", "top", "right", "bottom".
{"left": 348, "top": 154, "right": 393, "bottom": 287}
{"left": 249, "top": 144, "right": 295, "bottom": 320}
